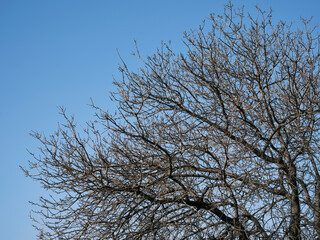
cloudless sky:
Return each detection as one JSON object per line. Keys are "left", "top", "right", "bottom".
{"left": 1, "top": 1, "right": 320, "bottom": 239}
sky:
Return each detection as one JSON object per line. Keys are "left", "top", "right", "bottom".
{"left": 1, "top": 0, "right": 320, "bottom": 239}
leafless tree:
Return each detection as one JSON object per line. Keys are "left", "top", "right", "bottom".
{"left": 23, "top": 4, "right": 320, "bottom": 240}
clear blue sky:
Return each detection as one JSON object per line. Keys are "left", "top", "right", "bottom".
{"left": 1, "top": 1, "right": 319, "bottom": 239}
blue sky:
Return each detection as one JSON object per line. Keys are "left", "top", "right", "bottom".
{"left": 1, "top": 0, "right": 319, "bottom": 239}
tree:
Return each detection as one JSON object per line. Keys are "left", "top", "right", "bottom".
{"left": 23, "top": 4, "right": 320, "bottom": 239}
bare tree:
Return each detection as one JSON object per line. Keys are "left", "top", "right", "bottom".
{"left": 23, "top": 4, "right": 320, "bottom": 240}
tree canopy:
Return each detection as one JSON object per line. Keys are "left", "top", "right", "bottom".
{"left": 24, "top": 4, "right": 320, "bottom": 240}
